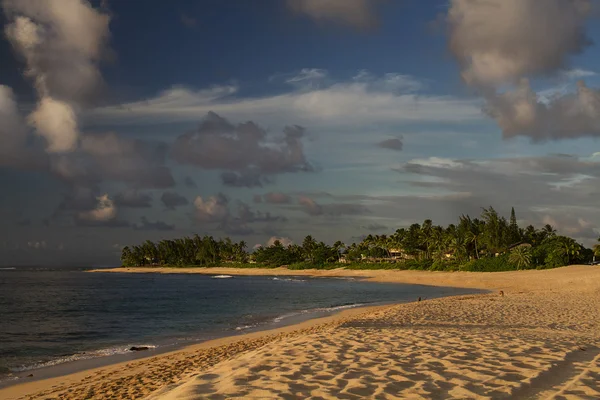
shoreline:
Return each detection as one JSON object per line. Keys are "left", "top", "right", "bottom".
{"left": 3, "top": 265, "right": 599, "bottom": 399}
{"left": 88, "top": 264, "right": 583, "bottom": 291}
{"left": 0, "top": 300, "right": 411, "bottom": 400}
{"left": 0, "top": 294, "right": 431, "bottom": 389}
{"left": 0, "top": 270, "right": 484, "bottom": 393}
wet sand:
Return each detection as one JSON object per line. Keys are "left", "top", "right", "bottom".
{"left": 2, "top": 265, "right": 600, "bottom": 399}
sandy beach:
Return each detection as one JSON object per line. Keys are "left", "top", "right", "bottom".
{"left": 2, "top": 265, "right": 600, "bottom": 399}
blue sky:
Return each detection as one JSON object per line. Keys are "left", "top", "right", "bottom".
{"left": 1, "top": 0, "right": 600, "bottom": 265}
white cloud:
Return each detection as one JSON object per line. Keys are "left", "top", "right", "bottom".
{"left": 2, "top": 0, "right": 111, "bottom": 153}
{"left": 193, "top": 194, "right": 229, "bottom": 221}
{"left": 78, "top": 194, "right": 117, "bottom": 221}
{"left": 28, "top": 96, "right": 78, "bottom": 152}
{"left": 562, "top": 68, "right": 597, "bottom": 79}
{"left": 266, "top": 236, "right": 293, "bottom": 247}
{"left": 89, "top": 71, "right": 482, "bottom": 127}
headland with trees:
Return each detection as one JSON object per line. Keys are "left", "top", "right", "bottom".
{"left": 120, "top": 207, "right": 600, "bottom": 272}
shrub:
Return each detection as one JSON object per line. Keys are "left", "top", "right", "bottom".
{"left": 459, "top": 254, "right": 516, "bottom": 272}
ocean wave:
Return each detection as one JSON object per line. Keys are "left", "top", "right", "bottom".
{"left": 272, "top": 277, "right": 306, "bottom": 282}
{"left": 271, "top": 303, "right": 366, "bottom": 323}
{"left": 235, "top": 325, "right": 255, "bottom": 331}
{"left": 0, "top": 267, "right": 16, "bottom": 270}
{"left": 12, "top": 344, "right": 157, "bottom": 372}
{"left": 212, "top": 275, "right": 233, "bottom": 279}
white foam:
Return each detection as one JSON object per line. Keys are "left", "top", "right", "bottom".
{"left": 271, "top": 277, "right": 306, "bottom": 282}
{"left": 235, "top": 325, "right": 254, "bottom": 331}
{"left": 13, "top": 344, "right": 157, "bottom": 372}
{"left": 212, "top": 275, "right": 233, "bottom": 279}
{"left": 271, "top": 303, "right": 365, "bottom": 324}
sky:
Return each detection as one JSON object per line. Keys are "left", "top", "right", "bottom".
{"left": 1, "top": 0, "right": 600, "bottom": 266}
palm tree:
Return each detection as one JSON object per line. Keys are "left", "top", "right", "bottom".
{"left": 332, "top": 241, "right": 345, "bottom": 262}
{"left": 467, "top": 230, "right": 482, "bottom": 260}
{"left": 509, "top": 246, "right": 532, "bottom": 269}
{"left": 593, "top": 237, "right": 600, "bottom": 263}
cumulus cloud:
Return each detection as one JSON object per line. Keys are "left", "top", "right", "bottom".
{"left": 2, "top": 0, "right": 111, "bottom": 152}
{"left": 378, "top": 138, "right": 403, "bottom": 151}
{"left": 485, "top": 79, "right": 600, "bottom": 141}
{"left": 266, "top": 236, "right": 293, "bottom": 247}
{"left": 193, "top": 194, "right": 230, "bottom": 222}
{"left": 172, "top": 112, "right": 312, "bottom": 184}
{"left": 161, "top": 191, "right": 189, "bottom": 210}
{"left": 192, "top": 193, "right": 287, "bottom": 236}
{"left": 447, "top": 0, "right": 599, "bottom": 141}
{"left": 77, "top": 194, "right": 116, "bottom": 222}
{"left": 448, "top": 0, "right": 591, "bottom": 88}
{"left": 287, "top": 0, "right": 379, "bottom": 29}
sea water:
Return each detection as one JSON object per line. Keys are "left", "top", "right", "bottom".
{"left": 0, "top": 266, "right": 482, "bottom": 384}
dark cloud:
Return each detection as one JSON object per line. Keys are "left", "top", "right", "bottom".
{"left": 221, "top": 170, "right": 269, "bottom": 188}
{"left": 378, "top": 138, "right": 403, "bottom": 151}
{"left": 113, "top": 190, "right": 153, "bottom": 208}
{"left": 171, "top": 112, "right": 312, "bottom": 185}
{"left": 236, "top": 201, "right": 287, "bottom": 223}
{"left": 75, "top": 218, "right": 131, "bottom": 229}
{"left": 184, "top": 176, "right": 197, "bottom": 188}
{"left": 363, "top": 223, "right": 388, "bottom": 231}
{"left": 298, "top": 196, "right": 370, "bottom": 216}
{"left": 219, "top": 221, "right": 254, "bottom": 236}
{"left": 259, "top": 192, "right": 293, "bottom": 204}
{"left": 134, "top": 217, "right": 175, "bottom": 231}
{"left": 70, "top": 133, "right": 175, "bottom": 189}
{"left": 161, "top": 191, "right": 189, "bottom": 210}
{"left": 192, "top": 194, "right": 287, "bottom": 236}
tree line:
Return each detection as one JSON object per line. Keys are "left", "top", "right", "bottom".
{"left": 121, "top": 207, "right": 600, "bottom": 272}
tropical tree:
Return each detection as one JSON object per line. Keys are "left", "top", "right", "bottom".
{"left": 509, "top": 246, "right": 532, "bottom": 269}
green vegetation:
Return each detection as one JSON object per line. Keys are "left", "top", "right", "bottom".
{"left": 121, "top": 206, "right": 597, "bottom": 272}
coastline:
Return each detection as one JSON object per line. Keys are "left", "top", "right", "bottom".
{"left": 2, "top": 265, "right": 600, "bottom": 399}
{"left": 0, "top": 301, "right": 401, "bottom": 400}
{"left": 88, "top": 264, "right": 587, "bottom": 291}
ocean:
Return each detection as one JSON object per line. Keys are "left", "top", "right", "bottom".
{"left": 0, "top": 266, "right": 482, "bottom": 385}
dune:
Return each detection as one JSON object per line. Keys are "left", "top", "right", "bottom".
{"left": 3, "top": 265, "right": 600, "bottom": 399}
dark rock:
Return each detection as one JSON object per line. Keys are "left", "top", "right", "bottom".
{"left": 129, "top": 346, "right": 150, "bottom": 352}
